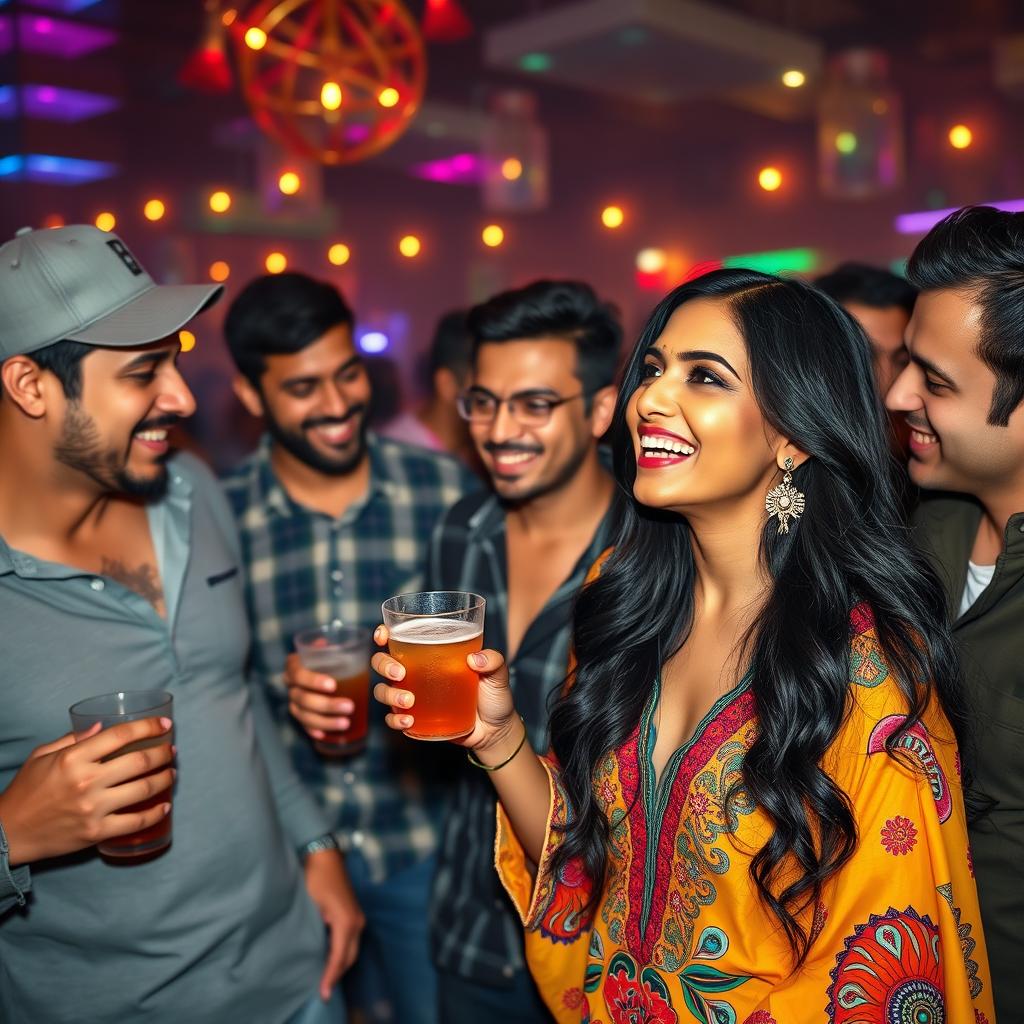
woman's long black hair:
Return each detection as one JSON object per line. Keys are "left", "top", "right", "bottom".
{"left": 548, "top": 269, "right": 967, "bottom": 964}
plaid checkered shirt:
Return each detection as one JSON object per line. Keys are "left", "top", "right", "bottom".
{"left": 426, "top": 486, "right": 617, "bottom": 987}
{"left": 222, "top": 432, "right": 477, "bottom": 883}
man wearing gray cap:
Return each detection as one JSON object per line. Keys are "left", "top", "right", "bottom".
{"left": 0, "top": 225, "right": 362, "bottom": 1024}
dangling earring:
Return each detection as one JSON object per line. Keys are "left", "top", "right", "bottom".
{"left": 765, "top": 456, "right": 806, "bottom": 535}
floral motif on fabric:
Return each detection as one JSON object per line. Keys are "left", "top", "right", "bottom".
{"left": 880, "top": 815, "right": 918, "bottom": 856}
{"left": 743, "top": 1013, "right": 778, "bottom": 1024}
{"left": 602, "top": 951, "right": 679, "bottom": 1024}
{"left": 867, "top": 715, "right": 952, "bottom": 824}
{"left": 640, "top": 699, "right": 757, "bottom": 970}
{"left": 966, "top": 844, "right": 974, "bottom": 879}
{"left": 850, "top": 631, "right": 890, "bottom": 688}
{"left": 678, "top": 926, "right": 750, "bottom": 1024}
{"left": 530, "top": 763, "right": 592, "bottom": 945}
{"left": 936, "top": 883, "right": 983, "bottom": 999}
{"left": 975, "top": 1012, "right": 990, "bottom": 1024}
{"left": 826, "top": 906, "right": 944, "bottom": 1023}
{"left": 810, "top": 901, "right": 830, "bottom": 945}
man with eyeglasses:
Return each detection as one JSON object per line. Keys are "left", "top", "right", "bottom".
{"left": 427, "top": 280, "right": 622, "bottom": 1022}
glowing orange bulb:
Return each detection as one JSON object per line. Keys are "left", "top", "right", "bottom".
{"left": 949, "top": 124, "right": 973, "bottom": 150}
{"left": 601, "top": 205, "right": 625, "bottom": 229}
{"left": 221, "top": 8, "right": 237, "bottom": 27}
{"left": 482, "top": 224, "right": 504, "bottom": 248}
{"left": 398, "top": 235, "right": 421, "bottom": 258}
{"left": 42, "top": 213, "right": 64, "bottom": 229}
{"left": 178, "top": 330, "right": 196, "bottom": 353}
{"left": 95, "top": 211, "right": 116, "bottom": 232}
{"left": 278, "top": 171, "right": 301, "bottom": 195}
{"left": 758, "top": 166, "right": 783, "bottom": 192}
{"left": 209, "top": 261, "right": 230, "bottom": 282}
{"left": 265, "top": 252, "right": 287, "bottom": 274}
{"left": 378, "top": 87, "right": 400, "bottom": 108}
{"left": 209, "top": 190, "right": 232, "bottom": 214}
{"left": 636, "top": 248, "right": 666, "bottom": 274}
{"left": 143, "top": 199, "right": 166, "bottom": 222}
{"left": 320, "top": 81, "right": 342, "bottom": 111}
{"left": 328, "top": 243, "right": 351, "bottom": 266}
{"left": 501, "top": 157, "right": 523, "bottom": 181}
{"left": 244, "top": 26, "right": 267, "bottom": 50}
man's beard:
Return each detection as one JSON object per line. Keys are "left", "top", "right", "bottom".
{"left": 54, "top": 404, "right": 173, "bottom": 501}
{"left": 264, "top": 404, "right": 369, "bottom": 477}
{"left": 484, "top": 437, "right": 591, "bottom": 507}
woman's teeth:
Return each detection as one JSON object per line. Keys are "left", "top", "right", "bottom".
{"left": 640, "top": 436, "right": 695, "bottom": 456}
{"left": 911, "top": 429, "right": 938, "bottom": 445}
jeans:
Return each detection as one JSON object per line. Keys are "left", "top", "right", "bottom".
{"left": 438, "top": 967, "right": 556, "bottom": 1024}
{"left": 342, "top": 851, "right": 438, "bottom": 1024}
{"left": 285, "top": 987, "right": 347, "bottom": 1024}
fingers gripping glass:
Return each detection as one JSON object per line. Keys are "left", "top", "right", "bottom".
{"left": 456, "top": 387, "right": 590, "bottom": 428}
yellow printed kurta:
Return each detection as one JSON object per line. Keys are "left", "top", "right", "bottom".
{"left": 496, "top": 604, "right": 995, "bottom": 1023}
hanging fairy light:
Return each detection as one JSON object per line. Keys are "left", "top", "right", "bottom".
{"left": 230, "top": 0, "right": 426, "bottom": 165}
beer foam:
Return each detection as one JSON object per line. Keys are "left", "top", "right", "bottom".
{"left": 389, "top": 617, "right": 482, "bottom": 645}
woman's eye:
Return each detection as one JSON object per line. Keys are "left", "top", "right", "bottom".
{"left": 688, "top": 366, "right": 723, "bottom": 387}
{"left": 640, "top": 362, "right": 662, "bottom": 380}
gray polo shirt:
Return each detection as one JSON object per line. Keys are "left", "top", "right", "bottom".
{"left": 0, "top": 453, "right": 328, "bottom": 1024}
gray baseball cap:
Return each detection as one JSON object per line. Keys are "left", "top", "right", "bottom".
{"left": 0, "top": 224, "right": 223, "bottom": 359}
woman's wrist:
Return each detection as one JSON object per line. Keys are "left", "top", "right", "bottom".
{"left": 473, "top": 715, "right": 528, "bottom": 766}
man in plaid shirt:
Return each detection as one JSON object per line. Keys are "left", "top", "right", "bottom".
{"left": 221, "top": 272, "right": 475, "bottom": 1024}
{"left": 424, "top": 280, "right": 621, "bottom": 1022}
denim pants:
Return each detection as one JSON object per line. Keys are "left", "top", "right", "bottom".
{"left": 341, "top": 850, "right": 439, "bottom": 1024}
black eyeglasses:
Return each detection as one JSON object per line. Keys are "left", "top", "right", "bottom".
{"left": 456, "top": 387, "right": 588, "bottom": 427}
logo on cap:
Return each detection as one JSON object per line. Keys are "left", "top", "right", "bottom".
{"left": 106, "top": 239, "right": 144, "bottom": 277}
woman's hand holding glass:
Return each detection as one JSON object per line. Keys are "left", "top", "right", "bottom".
{"left": 370, "top": 625, "right": 522, "bottom": 759}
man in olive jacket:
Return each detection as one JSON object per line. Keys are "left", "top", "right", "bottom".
{"left": 887, "top": 205, "right": 1024, "bottom": 1022}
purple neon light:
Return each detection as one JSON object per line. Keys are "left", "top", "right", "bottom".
{"left": 0, "top": 153, "right": 117, "bottom": 184}
{"left": 410, "top": 152, "right": 483, "bottom": 186}
{"left": 895, "top": 199, "right": 1024, "bottom": 235}
{"left": 22, "top": 0, "right": 104, "bottom": 11}
{"left": 0, "top": 85, "right": 14, "bottom": 118}
{"left": 19, "top": 84, "right": 119, "bottom": 121}
{"left": 16, "top": 13, "right": 115, "bottom": 57}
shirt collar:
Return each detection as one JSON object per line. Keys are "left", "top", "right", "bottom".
{"left": 253, "top": 431, "right": 399, "bottom": 520}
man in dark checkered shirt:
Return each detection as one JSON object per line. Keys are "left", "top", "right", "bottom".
{"left": 425, "top": 281, "right": 622, "bottom": 1022}
{"left": 220, "top": 273, "right": 476, "bottom": 1024}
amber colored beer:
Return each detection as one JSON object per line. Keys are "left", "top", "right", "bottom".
{"left": 299, "top": 649, "right": 371, "bottom": 755}
{"left": 98, "top": 735, "right": 173, "bottom": 858}
{"left": 387, "top": 619, "right": 483, "bottom": 740}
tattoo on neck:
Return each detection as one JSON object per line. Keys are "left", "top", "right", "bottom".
{"left": 101, "top": 557, "right": 165, "bottom": 610}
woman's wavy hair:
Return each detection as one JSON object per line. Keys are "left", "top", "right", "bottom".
{"left": 548, "top": 268, "right": 967, "bottom": 965}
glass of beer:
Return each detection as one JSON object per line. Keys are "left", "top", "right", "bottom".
{"left": 293, "top": 624, "right": 372, "bottom": 756}
{"left": 68, "top": 690, "right": 174, "bottom": 858}
{"left": 381, "top": 591, "right": 485, "bottom": 741}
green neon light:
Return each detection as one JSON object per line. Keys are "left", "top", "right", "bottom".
{"left": 835, "top": 131, "right": 858, "bottom": 154}
{"left": 721, "top": 247, "right": 820, "bottom": 275}
{"left": 520, "top": 53, "right": 552, "bottom": 72}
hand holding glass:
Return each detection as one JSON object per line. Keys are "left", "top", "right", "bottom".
{"left": 380, "top": 592, "right": 485, "bottom": 740}
{"left": 68, "top": 690, "right": 175, "bottom": 858}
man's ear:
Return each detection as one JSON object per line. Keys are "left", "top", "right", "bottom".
{"left": 232, "top": 375, "right": 265, "bottom": 419}
{"left": 433, "top": 367, "right": 461, "bottom": 403}
{"left": 589, "top": 385, "right": 618, "bottom": 439}
{"left": 0, "top": 356, "right": 51, "bottom": 419}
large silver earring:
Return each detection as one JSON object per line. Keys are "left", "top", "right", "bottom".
{"left": 765, "top": 456, "right": 805, "bottom": 534}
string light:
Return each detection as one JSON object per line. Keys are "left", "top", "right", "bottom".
{"left": 320, "top": 81, "right": 343, "bottom": 111}
{"left": 482, "top": 224, "right": 504, "bottom": 248}
{"left": 758, "top": 167, "right": 783, "bottom": 192}
{"left": 143, "top": 199, "right": 166, "bottom": 222}
{"left": 244, "top": 26, "right": 267, "bottom": 50}
{"left": 601, "top": 205, "right": 625, "bottom": 229}
{"left": 378, "top": 87, "right": 400, "bottom": 108}
{"left": 781, "top": 69, "right": 806, "bottom": 88}
{"left": 501, "top": 157, "right": 523, "bottom": 181}
{"left": 209, "top": 261, "right": 230, "bottom": 282}
{"left": 209, "top": 190, "right": 232, "bottom": 213}
{"left": 95, "top": 211, "right": 116, "bottom": 232}
{"left": 328, "top": 243, "right": 351, "bottom": 266}
{"left": 265, "top": 252, "right": 287, "bottom": 274}
{"left": 398, "top": 235, "right": 421, "bottom": 258}
{"left": 636, "top": 248, "right": 666, "bottom": 274}
{"left": 278, "top": 171, "right": 301, "bottom": 195}
{"left": 178, "top": 330, "right": 196, "bottom": 353}
{"left": 948, "top": 124, "right": 973, "bottom": 150}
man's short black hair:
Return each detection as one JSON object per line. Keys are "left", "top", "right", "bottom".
{"left": 427, "top": 310, "right": 472, "bottom": 384}
{"left": 466, "top": 280, "right": 622, "bottom": 403}
{"left": 1, "top": 339, "right": 93, "bottom": 401}
{"left": 815, "top": 262, "right": 918, "bottom": 316}
{"left": 224, "top": 272, "right": 355, "bottom": 387}
{"left": 907, "top": 205, "right": 1024, "bottom": 426}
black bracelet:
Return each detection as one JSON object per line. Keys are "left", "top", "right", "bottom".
{"left": 466, "top": 717, "right": 528, "bottom": 773}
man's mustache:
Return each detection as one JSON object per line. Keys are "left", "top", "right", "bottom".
{"left": 302, "top": 406, "right": 366, "bottom": 431}
{"left": 483, "top": 441, "right": 543, "bottom": 456}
